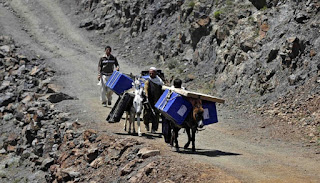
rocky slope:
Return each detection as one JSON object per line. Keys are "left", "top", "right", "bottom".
{"left": 0, "top": 35, "right": 237, "bottom": 182}
{"left": 72, "top": 0, "right": 320, "bottom": 143}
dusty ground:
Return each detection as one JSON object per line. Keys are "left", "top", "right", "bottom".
{"left": 1, "top": 0, "right": 319, "bottom": 182}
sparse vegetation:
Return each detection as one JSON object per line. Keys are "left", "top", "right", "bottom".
{"left": 214, "top": 10, "right": 222, "bottom": 19}
{"left": 226, "top": 0, "right": 234, "bottom": 6}
{"left": 168, "top": 59, "right": 178, "bottom": 69}
{"left": 188, "top": 1, "right": 196, "bottom": 8}
{"left": 261, "top": 5, "right": 268, "bottom": 11}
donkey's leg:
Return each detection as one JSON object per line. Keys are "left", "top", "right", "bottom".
{"left": 128, "top": 112, "right": 132, "bottom": 134}
{"left": 137, "top": 113, "right": 142, "bottom": 136}
{"left": 184, "top": 127, "right": 191, "bottom": 149}
{"left": 191, "top": 128, "right": 196, "bottom": 152}
{"left": 174, "top": 128, "right": 180, "bottom": 152}
{"left": 131, "top": 113, "right": 136, "bottom": 134}
{"left": 124, "top": 111, "right": 128, "bottom": 131}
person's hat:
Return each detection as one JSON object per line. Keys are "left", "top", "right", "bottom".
{"left": 149, "top": 67, "right": 157, "bottom": 71}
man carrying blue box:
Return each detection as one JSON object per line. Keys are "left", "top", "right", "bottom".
{"left": 98, "top": 46, "right": 119, "bottom": 107}
{"left": 143, "top": 67, "right": 164, "bottom": 133}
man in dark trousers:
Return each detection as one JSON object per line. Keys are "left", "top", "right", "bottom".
{"left": 98, "top": 46, "right": 119, "bottom": 106}
{"left": 162, "top": 78, "right": 183, "bottom": 144}
{"left": 143, "top": 67, "right": 164, "bottom": 133}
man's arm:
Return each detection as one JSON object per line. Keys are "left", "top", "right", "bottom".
{"left": 114, "top": 57, "right": 119, "bottom": 71}
{"left": 144, "top": 80, "right": 149, "bottom": 97}
{"left": 98, "top": 58, "right": 102, "bottom": 81}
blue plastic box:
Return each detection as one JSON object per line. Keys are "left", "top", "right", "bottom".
{"left": 155, "top": 89, "right": 192, "bottom": 125}
{"left": 106, "top": 71, "right": 133, "bottom": 95}
{"left": 202, "top": 100, "right": 218, "bottom": 125}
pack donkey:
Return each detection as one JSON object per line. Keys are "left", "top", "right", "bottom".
{"left": 124, "top": 76, "right": 144, "bottom": 136}
{"left": 171, "top": 98, "right": 204, "bottom": 152}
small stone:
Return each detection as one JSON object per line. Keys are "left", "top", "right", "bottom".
{"left": 137, "top": 148, "right": 160, "bottom": 159}
{"left": 0, "top": 45, "right": 10, "bottom": 52}
{"left": 6, "top": 145, "right": 16, "bottom": 152}
{"left": 0, "top": 148, "right": 6, "bottom": 154}
{"left": 41, "top": 158, "right": 54, "bottom": 171}
{"left": 90, "top": 157, "right": 104, "bottom": 168}
{"left": 30, "top": 66, "right": 40, "bottom": 76}
{"left": 310, "top": 49, "right": 316, "bottom": 57}
{"left": 3, "top": 113, "right": 14, "bottom": 121}
{"left": 22, "top": 95, "right": 33, "bottom": 104}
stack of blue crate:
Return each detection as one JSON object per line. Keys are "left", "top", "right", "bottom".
{"left": 106, "top": 71, "right": 133, "bottom": 95}
{"left": 155, "top": 89, "right": 219, "bottom": 125}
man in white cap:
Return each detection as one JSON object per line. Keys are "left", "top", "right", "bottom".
{"left": 98, "top": 46, "right": 119, "bottom": 106}
{"left": 143, "top": 67, "right": 164, "bottom": 133}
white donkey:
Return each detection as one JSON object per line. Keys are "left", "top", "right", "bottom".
{"left": 124, "top": 76, "right": 144, "bottom": 136}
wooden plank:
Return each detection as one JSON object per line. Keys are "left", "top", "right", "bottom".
{"left": 162, "top": 85, "right": 225, "bottom": 104}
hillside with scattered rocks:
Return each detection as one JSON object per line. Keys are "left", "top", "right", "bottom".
{"left": 0, "top": 35, "right": 238, "bottom": 182}
{"left": 72, "top": 0, "right": 320, "bottom": 143}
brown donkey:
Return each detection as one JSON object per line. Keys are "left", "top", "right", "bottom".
{"left": 171, "top": 98, "right": 204, "bottom": 152}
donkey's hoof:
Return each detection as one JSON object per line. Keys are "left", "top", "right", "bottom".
{"left": 138, "top": 132, "right": 142, "bottom": 137}
{"left": 184, "top": 143, "right": 190, "bottom": 149}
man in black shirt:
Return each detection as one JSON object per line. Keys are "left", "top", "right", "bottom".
{"left": 98, "top": 46, "right": 119, "bottom": 106}
{"left": 143, "top": 67, "right": 164, "bottom": 133}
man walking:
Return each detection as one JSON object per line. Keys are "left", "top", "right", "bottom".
{"left": 98, "top": 46, "right": 119, "bottom": 106}
{"left": 162, "top": 78, "right": 183, "bottom": 144}
{"left": 143, "top": 67, "right": 164, "bottom": 133}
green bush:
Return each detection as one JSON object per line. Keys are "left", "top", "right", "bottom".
{"left": 261, "top": 6, "right": 268, "bottom": 11}
{"left": 214, "top": 10, "right": 222, "bottom": 19}
{"left": 188, "top": 1, "right": 195, "bottom": 8}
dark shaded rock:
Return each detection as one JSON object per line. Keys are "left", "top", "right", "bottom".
{"left": 189, "top": 17, "right": 211, "bottom": 49}
{"left": 85, "top": 147, "right": 99, "bottom": 163}
{"left": 249, "top": 0, "right": 267, "bottom": 10}
{"left": 22, "top": 125, "right": 36, "bottom": 145}
{"left": 240, "top": 41, "right": 253, "bottom": 53}
{"left": 79, "top": 18, "right": 93, "bottom": 28}
{"left": 288, "top": 74, "right": 300, "bottom": 85}
{"left": 0, "top": 93, "right": 15, "bottom": 107}
{"left": 45, "top": 92, "right": 77, "bottom": 103}
{"left": 267, "top": 49, "right": 279, "bottom": 63}
{"left": 41, "top": 158, "right": 54, "bottom": 171}
{"left": 295, "top": 12, "right": 310, "bottom": 24}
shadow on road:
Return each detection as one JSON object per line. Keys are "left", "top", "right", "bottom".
{"left": 114, "top": 132, "right": 162, "bottom": 139}
{"left": 178, "top": 149, "right": 241, "bottom": 157}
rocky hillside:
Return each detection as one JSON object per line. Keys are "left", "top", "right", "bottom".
{"left": 0, "top": 35, "right": 235, "bottom": 182}
{"left": 70, "top": 0, "right": 320, "bottom": 142}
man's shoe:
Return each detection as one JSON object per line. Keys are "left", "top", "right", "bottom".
{"left": 108, "top": 101, "right": 112, "bottom": 105}
{"left": 102, "top": 102, "right": 107, "bottom": 107}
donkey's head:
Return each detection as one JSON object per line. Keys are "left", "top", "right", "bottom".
{"left": 132, "top": 75, "right": 144, "bottom": 114}
{"left": 133, "top": 76, "right": 142, "bottom": 89}
{"left": 188, "top": 98, "right": 204, "bottom": 128}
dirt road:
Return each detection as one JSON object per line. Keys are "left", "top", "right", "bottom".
{"left": 1, "top": 0, "right": 319, "bottom": 182}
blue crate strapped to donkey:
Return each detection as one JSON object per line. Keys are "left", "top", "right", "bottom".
{"left": 155, "top": 89, "right": 193, "bottom": 125}
{"left": 106, "top": 71, "right": 133, "bottom": 95}
{"left": 155, "top": 89, "right": 219, "bottom": 125}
